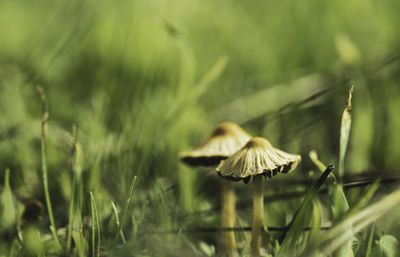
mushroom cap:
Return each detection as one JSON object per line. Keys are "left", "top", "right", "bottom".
{"left": 216, "top": 137, "right": 301, "bottom": 182}
{"left": 180, "top": 122, "right": 251, "bottom": 166}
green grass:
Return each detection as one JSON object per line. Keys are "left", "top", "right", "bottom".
{"left": 1, "top": 0, "right": 400, "bottom": 256}
{"left": 37, "top": 85, "right": 62, "bottom": 252}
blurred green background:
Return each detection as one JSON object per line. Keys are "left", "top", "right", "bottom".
{"left": 1, "top": 0, "right": 400, "bottom": 256}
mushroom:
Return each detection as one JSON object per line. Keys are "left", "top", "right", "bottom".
{"left": 217, "top": 137, "right": 301, "bottom": 257}
{"left": 180, "top": 122, "right": 251, "bottom": 166}
{"left": 180, "top": 122, "right": 251, "bottom": 257}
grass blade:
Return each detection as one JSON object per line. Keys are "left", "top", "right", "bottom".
{"left": 36, "top": 231, "right": 46, "bottom": 257}
{"left": 111, "top": 201, "right": 126, "bottom": 244}
{"left": 0, "top": 168, "right": 16, "bottom": 230}
{"left": 309, "top": 150, "right": 349, "bottom": 218}
{"left": 339, "top": 85, "right": 354, "bottom": 179}
{"left": 307, "top": 199, "right": 323, "bottom": 249}
{"left": 165, "top": 55, "right": 228, "bottom": 125}
{"left": 66, "top": 125, "right": 84, "bottom": 252}
{"left": 309, "top": 150, "right": 327, "bottom": 172}
{"left": 333, "top": 86, "right": 354, "bottom": 257}
{"left": 277, "top": 165, "right": 334, "bottom": 256}
{"left": 342, "top": 179, "right": 380, "bottom": 220}
{"left": 354, "top": 224, "right": 375, "bottom": 257}
{"left": 90, "top": 191, "right": 100, "bottom": 257}
{"left": 303, "top": 186, "right": 400, "bottom": 257}
{"left": 36, "top": 86, "right": 61, "bottom": 252}
{"left": 154, "top": 179, "right": 172, "bottom": 230}
{"left": 115, "top": 175, "right": 137, "bottom": 242}
{"left": 66, "top": 173, "right": 76, "bottom": 252}
{"left": 365, "top": 225, "right": 375, "bottom": 257}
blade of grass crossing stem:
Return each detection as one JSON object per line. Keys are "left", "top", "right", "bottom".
{"left": 333, "top": 86, "right": 354, "bottom": 257}
{"left": 303, "top": 187, "right": 400, "bottom": 257}
{"left": 310, "top": 151, "right": 351, "bottom": 257}
{"left": 309, "top": 150, "right": 349, "bottom": 220}
{"left": 37, "top": 86, "right": 61, "bottom": 252}
{"left": 309, "top": 150, "right": 350, "bottom": 219}
{"left": 90, "top": 191, "right": 100, "bottom": 257}
{"left": 309, "top": 150, "right": 342, "bottom": 191}
{"left": 277, "top": 165, "right": 334, "bottom": 257}
{"left": 111, "top": 201, "right": 126, "bottom": 244}
{"left": 115, "top": 176, "right": 137, "bottom": 242}
{"left": 310, "top": 151, "right": 353, "bottom": 256}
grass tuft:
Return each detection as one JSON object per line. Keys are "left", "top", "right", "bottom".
{"left": 277, "top": 165, "right": 334, "bottom": 256}
{"left": 115, "top": 175, "right": 137, "bottom": 243}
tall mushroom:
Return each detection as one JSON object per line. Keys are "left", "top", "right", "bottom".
{"left": 180, "top": 122, "right": 251, "bottom": 257}
{"left": 217, "top": 137, "right": 301, "bottom": 257}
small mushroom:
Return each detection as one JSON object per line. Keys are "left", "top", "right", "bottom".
{"left": 180, "top": 122, "right": 251, "bottom": 257}
{"left": 216, "top": 137, "right": 301, "bottom": 257}
{"left": 180, "top": 121, "right": 251, "bottom": 166}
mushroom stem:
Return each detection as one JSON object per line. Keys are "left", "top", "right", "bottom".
{"left": 251, "top": 175, "right": 263, "bottom": 257}
{"left": 221, "top": 179, "right": 237, "bottom": 257}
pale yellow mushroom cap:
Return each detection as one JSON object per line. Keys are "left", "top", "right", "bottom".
{"left": 216, "top": 137, "right": 301, "bottom": 183}
{"left": 179, "top": 122, "right": 251, "bottom": 166}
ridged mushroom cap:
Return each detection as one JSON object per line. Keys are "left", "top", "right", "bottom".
{"left": 180, "top": 122, "right": 251, "bottom": 166}
{"left": 216, "top": 137, "right": 301, "bottom": 183}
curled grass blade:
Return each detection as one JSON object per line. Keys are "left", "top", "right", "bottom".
{"left": 334, "top": 86, "right": 354, "bottom": 257}
{"left": 339, "top": 85, "right": 354, "bottom": 179}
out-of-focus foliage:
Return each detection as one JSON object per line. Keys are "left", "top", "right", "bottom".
{"left": 1, "top": 0, "right": 400, "bottom": 256}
